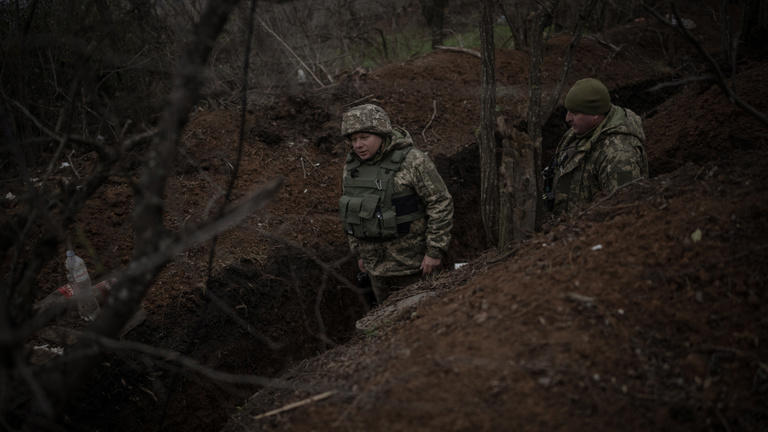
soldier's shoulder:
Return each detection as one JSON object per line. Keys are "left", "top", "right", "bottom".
{"left": 406, "top": 145, "right": 435, "bottom": 160}
{"left": 597, "top": 135, "right": 643, "bottom": 161}
{"left": 403, "top": 147, "right": 439, "bottom": 170}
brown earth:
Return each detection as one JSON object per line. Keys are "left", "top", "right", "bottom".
{"left": 28, "top": 5, "right": 768, "bottom": 432}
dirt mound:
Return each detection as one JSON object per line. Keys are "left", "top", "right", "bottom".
{"left": 219, "top": 10, "right": 768, "bottom": 432}
{"left": 225, "top": 84, "right": 768, "bottom": 431}
{"left": 645, "top": 61, "right": 768, "bottom": 175}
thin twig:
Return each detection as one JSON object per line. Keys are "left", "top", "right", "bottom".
{"left": 587, "top": 34, "right": 622, "bottom": 52}
{"left": 121, "top": 128, "right": 158, "bottom": 152}
{"left": 434, "top": 45, "right": 481, "bottom": 58}
{"left": 421, "top": 99, "right": 438, "bottom": 143}
{"left": 66, "top": 150, "right": 80, "bottom": 179}
{"left": 646, "top": 75, "right": 714, "bottom": 92}
{"left": 543, "top": 0, "right": 603, "bottom": 120}
{"left": 508, "top": 297, "right": 547, "bottom": 320}
{"left": 205, "top": 290, "right": 282, "bottom": 349}
{"left": 716, "top": 408, "right": 732, "bottom": 432}
{"left": 0, "top": 179, "right": 283, "bottom": 347}
{"left": 73, "top": 330, "right": 301, "bottom": 390}
{"left": 343, "top": 94, "right": 374, "bottom": 107}
{"left": 205, "top": 0, "right": 257, "bottom": 284}
{"left": 256, "top": 16, "right": 325, "bottom": 87}
{"left": 251, "top": 391, "right": 337, "bottom": 420}
{"left": 643, "top": 2, "right": 768, "bottom": 127}
{"left": 576, "top": 177, "right": 649, "bottom": 218}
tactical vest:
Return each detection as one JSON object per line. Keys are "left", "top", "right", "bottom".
{"left": 339, "top": 146, "right": 425, "bottom": 240}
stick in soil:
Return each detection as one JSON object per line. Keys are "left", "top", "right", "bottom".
{"left": 251, "top": 390, "right": 337, "bottom": 420}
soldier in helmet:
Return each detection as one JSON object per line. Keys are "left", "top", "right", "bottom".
{"left": 339, "top": 104, "right": 454, "bottom": 304}
{"left": 545, "top": 77, "right": 649, "bottom": 214}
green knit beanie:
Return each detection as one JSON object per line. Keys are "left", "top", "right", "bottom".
{"left": 564, "top": 78, "right": 611, "bottom": 115}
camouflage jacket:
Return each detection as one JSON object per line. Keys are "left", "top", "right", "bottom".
{"left": 342, "top": 127, "right": 454, "bottom": 277}
{"left": 551, "top": 105, "right": 648, "bottom": 214}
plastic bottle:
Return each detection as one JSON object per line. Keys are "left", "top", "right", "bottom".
{"left": 65, "top": 250, "right": 100, "bottom": 321}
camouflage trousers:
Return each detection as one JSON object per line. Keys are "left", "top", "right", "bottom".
{"left": 370, "top": 272, "right": 422, "bottom": 304}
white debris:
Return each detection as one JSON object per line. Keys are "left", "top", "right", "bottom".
{"left": 5, "top": 192, "right": 15, "bottom": 200}
{"left": 453, "top": 262, "right": 468, "bottom": 270}
{"left": 591, "top": 244, "right": 603, "bottom": 251}
{"left": 33, "top": 344, "right": 64, "bottom": 356}
{"left": 691, "top": 229, "right": 703, "bottom": 243}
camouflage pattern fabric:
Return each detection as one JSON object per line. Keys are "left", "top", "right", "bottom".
{"left": 341, "top": 104, "right": 393, "bottom": 137}
{"left": 551, "top": 105, "right": 648, "bottom": 214}
{"left": 343, "top": 126, "right": 454, "bottom": 277}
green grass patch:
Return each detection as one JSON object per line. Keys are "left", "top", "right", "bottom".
{"left": 350, "top": 23, "right": 515, "bottom": 69}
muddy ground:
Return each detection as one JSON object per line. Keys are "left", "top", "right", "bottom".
{"left": 26, "top": 3, "right": 767, "bottom": 432}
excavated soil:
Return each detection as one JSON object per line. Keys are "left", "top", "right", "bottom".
{"left": 28, "top": 5, "right": 768, "bottom": 432}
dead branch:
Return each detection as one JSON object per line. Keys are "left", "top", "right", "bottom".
{"left": 586, "top": 34, "right": 622, "bottom": 52}
{"left": 422, "top": 99, "right": 438, "bottom": 143}
{"left": 344, "top": 94, "right": 374, "bottom": 107}
{"left": 26, "top": 1, "right": 248, "bottom": 420}
{"left": 573, "top": 177, "right": 651, "bottom": 220}
{"left": 68, "top": 330, "right": 304, "bottom": 390}
{"left": 256, "top": 16, "right": 325, "bottom": 87}
{"left": 646, "top": 75, "right": 714, "bottom": 92}
{"left": 565, "top": 292, "right": 595, "bottom": 305}
{"left": 121, "top": 179, "right": 284, "bottom": 286}
{"left": 252, "top": 391, "right": 337, "bottom": 420}
{"left": 253, "top": 228, "right": 365, "bottom": 298}
{"left": 0, "top": 178, "right": 283, "bottom": 349}
{"left": 543, "top": 0, "right": 604, "bottom": 121}
{"left": 205, "top": 289, "right": 283, "bottom": 350}
{"left": 643, "top": 2, "right": 768, "bottom": 128}
{"left": 434, "top": 45, "right": 482, "bottom": 58}
{"left": 205, "top": 0, "right": 257, "bottom": 284}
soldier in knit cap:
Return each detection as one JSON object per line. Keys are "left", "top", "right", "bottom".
{"left": 544, "top": 78, "right": 648, "bottom": 214}
{"left": 339, "top": 104, "right": 453, "bottom": 304}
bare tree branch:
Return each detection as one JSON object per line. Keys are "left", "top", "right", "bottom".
{"left": 434, "top": 45, "right": 481, "bottom": 58}
{"left": 255, "top": 16, "right": 326, "bottom": 87}
{"left": 643, "top": 2, "right": 768, "bottom": 127}
{"left": 52, "top": 329, "right": 310, "bottom": 391}
{"left": 25, "top": 0, "right": 247, "bottom": 421}
{"left": 206, "top": 0, "right": 258, "bottom": 284}
{"left": 543, "top": 0, "right": 604, "bottom": 121}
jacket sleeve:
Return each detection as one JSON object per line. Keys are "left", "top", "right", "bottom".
{"left": 596, "top": 135, "right": 647, "bottom": 193}
{"left": 405, "top": 150, "right": 454, "bottom": 258}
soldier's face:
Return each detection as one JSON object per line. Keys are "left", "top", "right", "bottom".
{"left": 566, "top": 111, "right": 603, "bottom": 135}
{"left": 349, "top": 132, "right": 382, "bottom": 160}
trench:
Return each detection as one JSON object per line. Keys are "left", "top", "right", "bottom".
{"left": 63, "top": 78, "right": 684, "bottom": 432}
{"left": 65, "top": 244, "right": 366, "bottom": 432}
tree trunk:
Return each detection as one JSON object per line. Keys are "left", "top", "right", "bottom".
{"left": 498, "top": 117, "right": 536, "bottom": 249}
{"left": 741, "top": 0, "right": 768, "bottom": 57}
{"left": 419, "top": 0, "right": 450, "bottom": 48}
{"left": 527, "top": 9, "right": 547, "bottom": 231}
{"left": 479, "top": 0, "right": 498, "bottom": 247}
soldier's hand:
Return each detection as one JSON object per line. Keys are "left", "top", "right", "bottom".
{"left": 420, "top": 255, "right": 441, "bottom": 275}
{"left": 357, "top": 258, "right": 366, "bottom": 272}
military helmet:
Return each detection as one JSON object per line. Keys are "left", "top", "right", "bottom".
{"left": 341, "top": 104, "right": 393, "bottom": 137}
